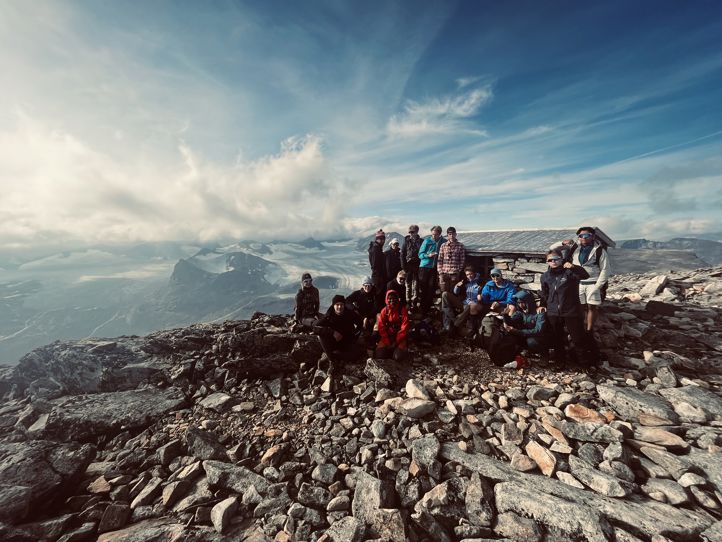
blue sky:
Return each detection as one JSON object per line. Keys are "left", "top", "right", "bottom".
{"left": 1, "top": 0, "right": 721, "bottom": 249}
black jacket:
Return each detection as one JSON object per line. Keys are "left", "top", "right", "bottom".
{"left": 368, "top": 241, "right": 386, "bottom": 282}
{"left": 540, "top": 265, "right": 589, "bottom": 317}
{"left": 347, "top": 288, "right": 378, "bottom": 319}
{"left": 401, "top": 234, "right": 422, "bottom": 269}
{"left": 316, "top": 307, "right": 358, "bottom": 349}
{"left": 384, "top": 248, "right": 402, "bottom": 280}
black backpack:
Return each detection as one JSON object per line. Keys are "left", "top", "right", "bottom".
{"left": 486, "top": 327, "right": 519, "bottom": 366}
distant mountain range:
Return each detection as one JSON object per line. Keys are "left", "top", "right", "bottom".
{"left": 1, "top": 233, "right": 721, "bottom": 365}
{"left": 619, "top": 237, "right": 722, "bottom": 265}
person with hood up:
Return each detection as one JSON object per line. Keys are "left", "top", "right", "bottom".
{"left": 384, "top": 238, "right": 403, "bottom": 282}
{"left": 441, "top": 265, "right": 483, "bottom": 334}
{"left": 368, "top": 229, "right": 387, "bottom": 309}
{"left": 376, "top": 290, "right": 410, "bottom": 361}
{"left": 417, "top": 225, "right": 445, "bottom": 316}
{"left": 539, "top": 248, "right": 599, "bottom": 366}
{"left": 401, "top": 225, "right": 423, "bottom": 308}
{"left": 479, "top": 268, "right": 518, "bottom": 340}
{"left": 346, "top": 276, "right": 379, "bottom": 351}
{"left": 315, "top": 294, "right": 362, "bottom": 381}
{"left": 293, "top": 272, "right": 320, "bottom": 330}
{"left": 504, "top": 290, "right": 548, "bottom": 356}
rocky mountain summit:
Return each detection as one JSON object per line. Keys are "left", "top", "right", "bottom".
{"left": 1, "top": 267, "right": 722, "bottom": 541}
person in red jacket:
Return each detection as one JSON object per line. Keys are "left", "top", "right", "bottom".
{"left": 376, "top": 290, "right": 410, "bottom": 361}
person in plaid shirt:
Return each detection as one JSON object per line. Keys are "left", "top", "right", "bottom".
{"left": 437, "top": 226, "right": 466, "bottom": 294}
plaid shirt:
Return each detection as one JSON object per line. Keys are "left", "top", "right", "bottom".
{"left": 437, "top": 240, "right": 465, "bottom": 274}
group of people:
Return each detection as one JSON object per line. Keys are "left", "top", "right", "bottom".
{"left": 293, "top": 224, "right": 611, "bottom": 377}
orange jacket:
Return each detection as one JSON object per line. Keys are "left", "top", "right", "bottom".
{"left": 377, "top": 290, "right": 409, "bottom": 348}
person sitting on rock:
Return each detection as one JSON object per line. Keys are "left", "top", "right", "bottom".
{"left": 503, "top": 289, "right": 548, "bottom": 359}
{"left": 315, "top": 295, "right": 362, "bottom": 379}
{"left": 293, "top": 272, "right": 320, "bottom": 331}
{"left": 386, "top": 270, "right": 407, "bottom": 307}
{"left": 346, "top": 276, "right": 379, "bottom": 352}
{"left": 479, "top": 268, "right": 518, "bottom": 342}
{"left": 539, "top": 249, "right": 599, "bottom": 366}
{"left": 441, "top": 265, "right": 483, "bottom": 335}
{"left": 376, "top": 290, "right": 410, "bottom": 361}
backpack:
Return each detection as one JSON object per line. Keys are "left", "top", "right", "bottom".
{"left": 486, "top": 327, "right": 519, "bottom": 366}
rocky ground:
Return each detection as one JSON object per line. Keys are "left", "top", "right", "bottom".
{"left": 1, "top": 266, "right": 722, "bottom": 542}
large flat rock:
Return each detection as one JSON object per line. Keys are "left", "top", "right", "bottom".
{"left": 0, "top": 440, "right": 95, "bottom": 524}
{"left": 441, "top": 443, "right": 711, "bottom": 539}
{"left": 597, "top": 384, "right": 678, "bottom": 423}
{"left": 42, "top": 387, "right": 186, "bottom": 441}
{"left": 658, "top": 386, "right": 722, "bottom": 422}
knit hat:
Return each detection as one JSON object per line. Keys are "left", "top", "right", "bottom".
{"left": 390, "top": 238, "right": 399, "bottom": 246}
{"left": 490, "top": 268, "right": 503, "bottom": 277}
{"left": 301, "top": 272, "right": 312, "bottom": 281}
{"left": 332, "top": 294, "right": 345, "bottom": 305}
{"left": 375, "top": 229, "right": 386, "bottom": 239}
{"left": 362, "top": 276, "right": 373, "bottom": 286}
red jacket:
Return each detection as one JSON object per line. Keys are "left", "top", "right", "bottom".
{"left": 377, "top": 290, "right": 409, "bottom": 348}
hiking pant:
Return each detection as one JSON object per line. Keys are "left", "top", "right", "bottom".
{"left": 418, "top": 266, "right": 436, "bottom": 315}
{"left": 438, "top": 271, "right": 463, "bottom": 295}
{"left": 513, "top": 335, "right": 548, "bottom": 355}
{"left": 371, "top": 271, "right": 387, "bottom": 310}
{"left": 318, "top": 334, "right": 362, "bottom": 365}
{"left": 376, "top": 344, "right": 408, "bottom": 361}
{"left": 405, "top": 264, "right": 420, "bottom": 307}
{"left": 441, "top": 291, "right": 464, "bottom": 330}
{"left": 547, "top": 315, "right": 598, "bottom": 365}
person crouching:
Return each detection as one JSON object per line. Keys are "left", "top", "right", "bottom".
{"left": 315, "top": 295, "right": 362, "bottom": 379}
{"left": 376, "top": 290, "right": 410, "bottom": 361}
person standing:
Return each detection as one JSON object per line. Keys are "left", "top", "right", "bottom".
{"left": 384, "top": 238, "right": 403, "bottom": 284}
{"left": 551, "top": 227, "right": 611, "bottom": 333}
{"left": 417, "top": 225, "right": 445, "bottom": 316}
{"left": 539, "top": 249, "right": 598, "bottom": 366}
{"left": 368, "top": 229, "right": 387, "bottom": 309}
{"left": 293, "top": 272, "right": 321, "bottom": 330}
{"left": 437, "top": 226, "right": 466, "bottom": 294}
{"left": 401, "top": 225, "right": 423, "bottom": 309}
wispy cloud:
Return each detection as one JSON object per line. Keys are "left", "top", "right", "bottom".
{"left": 386, "top": 84, "right": 493, "bottom": 138}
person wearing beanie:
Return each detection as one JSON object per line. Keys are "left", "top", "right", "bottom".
{"left": 503, "top": 289, "right": 548, "bottom": 358}
{"left": 376, "top": 290, "right": 410, "bottom": 361}
{"left": 368, "top": 229, "right": 387, "bottom": 309}
{"left": 401, "top": 224, "right": 423, "bottom": 309}
{"left": 315, "top": 294, "right": 362, "bottom": 384}
{"left": 346, "top": 276, "right": 380, "bottom": 351}
{"left": 539, "top": 248, "right": 599, "bottom": 367}
{"left": 384, "top": 238, "right": 403, "bottom": 283}
{"left": 293, "top": 272, "right": 320, "bottom": 329}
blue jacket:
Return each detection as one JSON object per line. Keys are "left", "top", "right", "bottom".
{"left": 480, "top": 279, "right": 517, "bottom": 306}
{"left": 454, "top": 273, "right": 483, "bottom": 305}
{"left": 509, "top": 290, "right": 546, "bottom": 337}
{"left": 418, "top": 236, "right": 446, "bottom": 269}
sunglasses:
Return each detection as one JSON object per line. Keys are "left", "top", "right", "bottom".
{"left": 302, "top": 279, "right": 312, "bottom": 284}
{"left": 578, "top": 233, "right": 593, "bottom": 239}
{"left": 491, "top": 274, "right": 502, "bottom": 278}
{"left": 398, "top": 278, "right": 406, "bottom": 282}
{"left": 362, "top": 283, "right": 372, "bottom": 287}
{"left": 547, "top": 257, "right": 562, "bottom": 263}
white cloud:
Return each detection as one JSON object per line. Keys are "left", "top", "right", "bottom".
{"left": 0, "top": 111, "right": 362, "bottom": 248}
{"left": 386, "top": 85, "right": 493, "bottom": 138}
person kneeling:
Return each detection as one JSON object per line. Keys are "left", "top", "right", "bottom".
{"left": 503, "top": 290, "right": 548, "bottom": 363}
{"left": 315, "top": 295, "right": 362, "bottom": 381}
{"left": 376, "top": 290, "right": 410, "bottom": 361}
